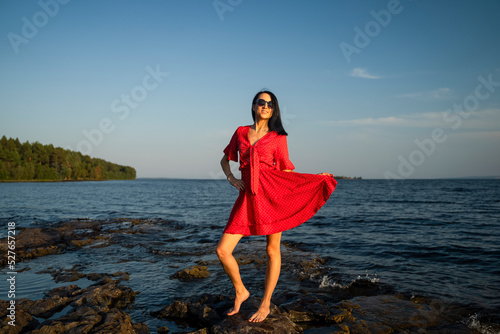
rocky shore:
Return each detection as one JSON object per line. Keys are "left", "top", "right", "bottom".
{"left": 0, "top": 219, "right": 494, "bottom": 333}
{"left": 0, "top": 274, "right": 147, "bottom": 333}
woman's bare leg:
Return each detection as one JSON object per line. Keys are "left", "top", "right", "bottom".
{"left": 249, "top": 232, "right": 282, "bottom": 322}
{"left": 216, "top": 233, "right": 250, "bottom": 315}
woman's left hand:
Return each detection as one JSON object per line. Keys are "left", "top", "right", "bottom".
{"left": 318, "top": 172, "right": 334, "bottom": 177}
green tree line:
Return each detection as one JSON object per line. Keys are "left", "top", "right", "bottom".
{"left": 0, "top": 136, "right": 136, "bottom": 181}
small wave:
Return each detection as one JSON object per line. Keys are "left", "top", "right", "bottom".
{"left": 319, "top": 276, "right": 344, "bottom": 289}
{"left": 319, "top": 273, "right": 380, "bottom": 289}
{"left": 464, "top": 313, "right": 500, "bottom": 334}
{"left": 356, "top": 273, "right": 380, "bottom": 283}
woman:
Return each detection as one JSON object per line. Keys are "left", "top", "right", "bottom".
{"left": 216, "top": 90, "right": 337, "bottom": 322}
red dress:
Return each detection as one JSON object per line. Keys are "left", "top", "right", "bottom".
{"left": 223, "top": 126, "right": 337, "bottom": 236}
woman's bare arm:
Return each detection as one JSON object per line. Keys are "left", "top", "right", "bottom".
{"left": 221, "top": 155, "right": 245, "bottom": 191}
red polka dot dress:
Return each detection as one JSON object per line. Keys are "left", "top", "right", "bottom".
{"left": 223, "top": 125, "right": 337, "bottom": 236}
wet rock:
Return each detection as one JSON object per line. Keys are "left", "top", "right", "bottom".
{"left": 51, "top": 267, "right": 86, "bottom": 283}
{"left": 170, "top": 265, "right": 210, "bottom": 281}
{"left": 86, "top": 272, "right": 107, "bottom": 281}
{"left": 211, "top": 312, "right": 302, "bottom": 334}
{"left": 0, "top": 300, "right": 39, "bottom": 334}
{"left": 279, "top": 293, "right": 332, "bottom": 323}
{"left": 28, "top": 294, "right": 74, "bottom": 319}
{"left": 330, "top": 295, "right": 474, "bottom": 333}
{"left": 152, "top": 295, "right": 224, "bottom": 327}
{"left": 1, "top": 225, "right": 483, "bottom": 333}
{"left": 2, "top": 275, "right": 148, "bottom": 333}
{"left": 187, "top": 302, "right": 222, "bottom": 327}
{"left": 315, "top": 277, "right": 395, "bottom": 304}
{"left": 152, "top": 296, "right": 223, "bottom": 328}
{"left": 153, "top": 300, "right": 188, "bottom": 319}
{"left": 153, "top": 294, "right": 302, "bottom": 333}
{"left": 0, "top": 219, "right": 168, "bottom": 266}
{"left": 188, "top": 329, "right": 208, "bottom": 334}
{"left": 157, "top": 326, "right": 170, "bottom": 333}
{"left": 153, "top": 292, "right": 479, "bottom": 334}
{"left": 111, "top": 271, "right": 130, "bottom": 281}
{"left": 70, "top": 238, "right": 94, "bottom": 248}
{"left": 73, "top": 280, "right": 138, "bottom": 313}
{"left": 45, "top": 285, "right": 82, "bottom": 298}
{"left": 133, "top": 323, "right": 150, "bottom": 334}
{"left": 33, "top": 305, "right": 148, "bottom": 334}
{"left": 33, "top": 306, "right": 103, "bottom": 333}
{"left": 91, "top": 308, "right": 137, "bottom": 334}
{"left": 13, "top": 228, "right": 62, "bottom": 249}
{"left": 0, "top": 228, "right": 63, "bottom": 265}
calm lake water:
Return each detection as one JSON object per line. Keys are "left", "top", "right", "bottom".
{"left": 1, "top": 178, "right": 499, "bottom": 332}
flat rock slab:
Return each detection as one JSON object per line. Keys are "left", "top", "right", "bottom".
{"left": 330, "top": 295, "right": 475, "bottom": 334}
{"left": 212, "top": 313, "right": 302, "bottom": 334}
{"left": 153, "top": 293, "right": 478, "bottom": 334}
{"left": 153, "top": 294, "right": 303, "bottom": 334}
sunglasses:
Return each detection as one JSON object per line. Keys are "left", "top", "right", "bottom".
{"left": 255, "top": 99, "right": 274, "bottom": 108}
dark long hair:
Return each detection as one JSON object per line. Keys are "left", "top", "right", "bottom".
{"left": 251, "top": 90, "right": 288, "bottom": 136}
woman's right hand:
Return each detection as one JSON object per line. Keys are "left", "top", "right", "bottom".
{"left": 228, "top": 175, "right": 245, "bottom": 192}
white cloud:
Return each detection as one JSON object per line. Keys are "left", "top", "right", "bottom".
{"left": 349, "top": 68, "right": 380, "bottom": 79}
{"left": 326, "top": 109, "right": 500, "bottom": 130}
{"left": 396, "top": 87, "right": 453, "bottom": 100}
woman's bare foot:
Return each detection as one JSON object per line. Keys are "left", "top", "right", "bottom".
{"left": 227, "top": 289, "right": 250, "bottom": 316}
{"left": 248, "top": 303, "right": 270, "bottom": 322}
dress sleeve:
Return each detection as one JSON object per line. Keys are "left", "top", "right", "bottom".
{"left": 274, "top": 135, "right": 295, "bottom": 170}
{"left": 223, "top": 127, "right": 240, "bottom": 162}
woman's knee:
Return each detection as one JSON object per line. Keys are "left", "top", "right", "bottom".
{"left": 216, "top": 245, "right": 231, "bottom": 260}
{"left": 266, "top": 244, "right": 281, "bottom": 259}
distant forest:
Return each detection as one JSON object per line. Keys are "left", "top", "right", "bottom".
{"left": 0, "top": 136, "right": 136, "bottom": 181}
{"left": 335, "top": 176, "right": 362, "bottom": 180}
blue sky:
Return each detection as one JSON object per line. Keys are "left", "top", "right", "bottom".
{"left": 1, "top": 0, "right": 499, "bottom": 179}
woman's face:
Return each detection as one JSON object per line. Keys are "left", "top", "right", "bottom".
{"left": 252, "top": 93, "right": 274, "bottom": 122}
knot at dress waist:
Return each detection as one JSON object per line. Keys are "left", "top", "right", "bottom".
{"left": 240, "top": 146, "right": 275, "bottom": 195}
